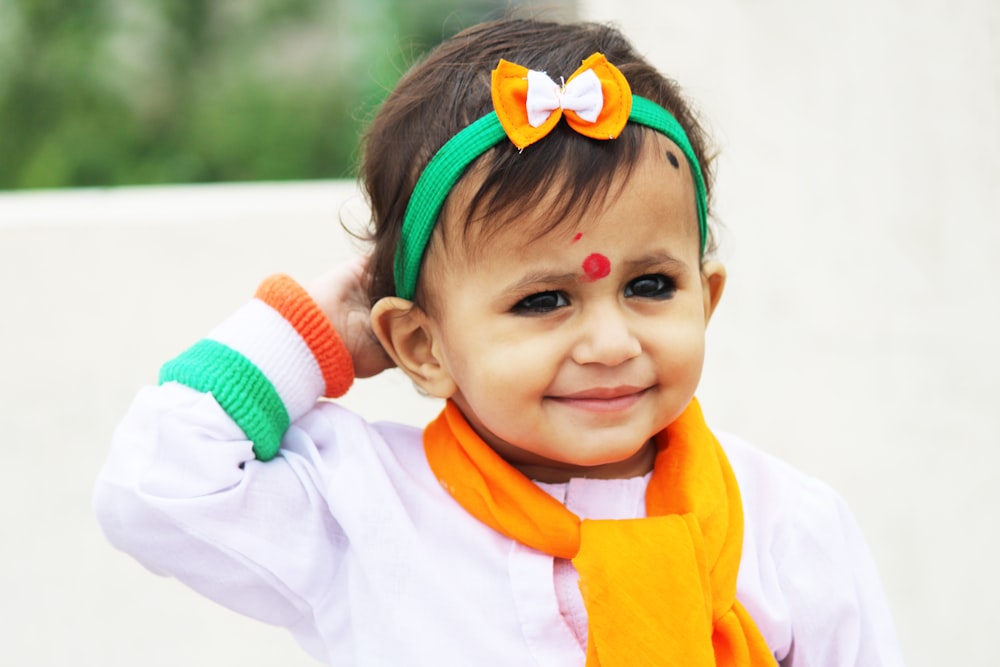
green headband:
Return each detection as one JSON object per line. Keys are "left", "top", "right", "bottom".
{"left": 393, "top": 70, "right": 707, "bottom": 300}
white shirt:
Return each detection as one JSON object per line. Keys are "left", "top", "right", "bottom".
{"left": 95, "top": 385, "right": 904, "bottom": 666}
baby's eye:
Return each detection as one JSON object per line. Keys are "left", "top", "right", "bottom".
{"left": 624, "top": 274, "right": 676, "bottom": 300}
{"left": 512, "top": 291, "right": 569, "bottom": 314}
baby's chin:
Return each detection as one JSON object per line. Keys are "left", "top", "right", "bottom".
{"left": 510, "top": 439, "right": 658, "bottom": 483}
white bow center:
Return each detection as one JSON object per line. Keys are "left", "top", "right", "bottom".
{"left": 525, "top": 68, "right": 604, "bottom": 128}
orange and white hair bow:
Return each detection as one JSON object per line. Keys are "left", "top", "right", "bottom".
{"left": 491, "top": 52, "right": 633, "bottom": 149}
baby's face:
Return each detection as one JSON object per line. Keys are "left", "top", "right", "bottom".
{"left": 421, "top": 135, "right": 724, "bottom": 482}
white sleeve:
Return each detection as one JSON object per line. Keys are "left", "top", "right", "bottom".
{"left": 776, "top": 479, "right": 904, "bottom": 666}
{"left": 726, "top": 434, "right": 906, "bottom": 666}
{"left": 94, "top": 385, "right": 353, "bottom": 630}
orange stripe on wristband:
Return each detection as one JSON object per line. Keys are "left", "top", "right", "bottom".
{"left": 255, "top": 274, "right": 354, "bottom": 398}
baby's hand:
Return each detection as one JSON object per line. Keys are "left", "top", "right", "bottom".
{"left": 307, "top": 256, "right": 395, "bottom": 379}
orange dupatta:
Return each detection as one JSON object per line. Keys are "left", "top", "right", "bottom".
{"left": 423, "top": 398, "right": 776, "bottom": 666}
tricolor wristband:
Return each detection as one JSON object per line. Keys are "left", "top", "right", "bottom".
{"left": 159, "top": 274, "right": 355, "bottom": 461}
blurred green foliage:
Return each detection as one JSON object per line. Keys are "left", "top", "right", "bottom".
{"left": 0, "top": 0, "right": 564, "bottom": 189}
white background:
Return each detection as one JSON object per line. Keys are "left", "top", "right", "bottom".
{"left": 1, "top": 0, "right": 997, "bottom": 665}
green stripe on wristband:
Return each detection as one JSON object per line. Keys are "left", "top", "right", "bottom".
{"left": 159, "top": 339, "right": 290, "bottom": 461}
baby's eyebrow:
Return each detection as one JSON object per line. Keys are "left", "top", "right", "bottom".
{"left": 502, "top": 270, "right": 580, "bottom": 294}
{"left": 622, "top": 252, "right": 690, "bottom": 273}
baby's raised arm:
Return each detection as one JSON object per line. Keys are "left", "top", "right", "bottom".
{"left": 92, "top": 257, "right": 397, "bottom": 641}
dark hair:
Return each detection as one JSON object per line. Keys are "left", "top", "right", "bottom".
{"left": 361, "top": 18, "right": 715, "bottom": 305}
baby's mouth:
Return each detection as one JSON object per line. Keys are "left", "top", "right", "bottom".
{"left": 548, "top": 386, "right": 651, "bottom": 412}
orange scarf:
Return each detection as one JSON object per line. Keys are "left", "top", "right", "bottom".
{"left": 423, "top": 398, "right": 776, "bottom": 666}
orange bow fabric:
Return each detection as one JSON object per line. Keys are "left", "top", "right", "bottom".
{"left": 424, "top": 399, "right": 776, "bottom": 666}
{"left": 491, "top": 52, "right": 633, "bottom": 149}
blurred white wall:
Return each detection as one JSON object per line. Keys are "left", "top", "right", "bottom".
{"left": 1, "top": 1, "right": 997, "bottom": 665}
{"left": 578, "top": 0, "right": 1000, "bottom": 665}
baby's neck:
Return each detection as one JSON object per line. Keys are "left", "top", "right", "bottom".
{"left": 516, "top": 439, "right": 657, "bottom": 484}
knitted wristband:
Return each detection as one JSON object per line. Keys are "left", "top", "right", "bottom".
{"left": 160, "top": 339, "right": 290, "bottom": 461}
{"left": 255, "top": 274, "right": 354, "bottom": 399}
{"left": 159, "top": 274, "right": 356, "bottom": 461}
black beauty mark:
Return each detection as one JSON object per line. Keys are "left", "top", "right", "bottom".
{"left": 665, "top": 150, "right": 680, "bottom": 169}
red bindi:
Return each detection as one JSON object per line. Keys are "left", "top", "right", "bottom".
{"left": 581, "top": 252, "right": 611, "bottom": 281}
{"left": 571, "top": 232, "right": 583, "bottom": 244}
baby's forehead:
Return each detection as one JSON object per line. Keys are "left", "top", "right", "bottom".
{"left": 437, "top": 133, "right": 695, "bottom": 258}
{"left": 437, "top": 183, "right": 594, "bottom": 264}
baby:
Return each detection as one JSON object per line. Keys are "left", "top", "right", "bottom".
{"left": 95, "top": 18, "right": 904, "bottom": 666}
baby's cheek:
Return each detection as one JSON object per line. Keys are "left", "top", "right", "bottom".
{"left": 490, "top": 353, "right": 551, "bottom": 390}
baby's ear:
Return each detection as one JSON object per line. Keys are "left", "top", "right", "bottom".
{"left": 370, "top": 298, "right": 457, "bottom": 398}
{"left": 700, "top": 260, "right": 726, "bottom": 324}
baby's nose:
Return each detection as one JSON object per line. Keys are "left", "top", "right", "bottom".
{"left": 570, "top": 307, "right": 641, "bottom": 367}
